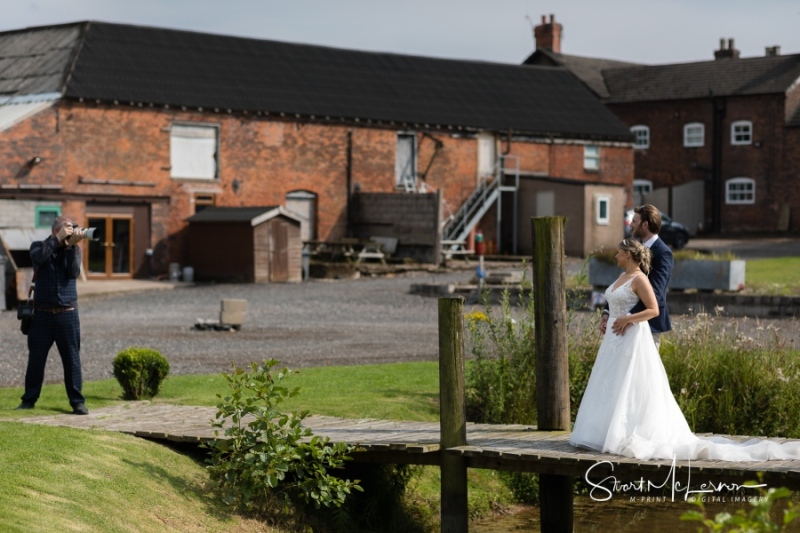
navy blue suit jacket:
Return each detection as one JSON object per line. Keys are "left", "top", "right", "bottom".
{"left": 631, "top": 237, "right": 673, "bottom": 333}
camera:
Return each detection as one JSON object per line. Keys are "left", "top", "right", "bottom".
{"left": 68, "top": 227, "right": 99, "bottom": 242}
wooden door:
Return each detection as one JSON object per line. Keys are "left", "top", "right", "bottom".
{"left": 86, "top": 216, "right": 134, "bottom": 278}
{"left": 270, "top": 219, "right": 290, "bottom": 282}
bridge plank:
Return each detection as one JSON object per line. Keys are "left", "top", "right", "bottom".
{"left": 19, "top": 403, "right": 800, "bottom": 489}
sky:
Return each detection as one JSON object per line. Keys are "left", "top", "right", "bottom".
{"left": 2, "top": 0, "right": 799, "bottom": 66}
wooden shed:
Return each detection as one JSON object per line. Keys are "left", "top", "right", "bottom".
{"left": 185, "top": 206, "right": 302, "bottom": 283}
{"left": 0, "top": 228, "right": 51, "bottom": 306}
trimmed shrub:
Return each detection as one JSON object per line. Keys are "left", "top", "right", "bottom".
{"left": 112, "top": 347, "right": 170, "bottom": 400}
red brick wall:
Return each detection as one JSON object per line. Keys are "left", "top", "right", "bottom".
{"left": 2, "top": 100, "right": 635, "bottom": 268}
{"left": 608, "top": 94, "right": 800, "bottom": 232}
{"left": 0, "top": 106, "right": 64, "bottom": 185}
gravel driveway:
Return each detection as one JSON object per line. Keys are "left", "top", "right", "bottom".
{"left": 0, "top": 270, "right": 474, "bottom": 387}
{"left": 3, "top": 235, "right": 799, "bottom": 390}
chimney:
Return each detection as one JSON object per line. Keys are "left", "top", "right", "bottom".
{"left": 765, "top": 46, "right": 781, "bottom": 56}
{"left": 534, "top": 14, "right": 563, "bottom": 53}
{"left": 714, "top": 38, "right": 740, "bottom": 60}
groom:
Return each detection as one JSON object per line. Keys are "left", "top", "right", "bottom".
{"left": 601, "top": 204, "right": 674, "bottom": 348}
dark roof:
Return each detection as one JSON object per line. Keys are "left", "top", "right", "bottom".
{"left": 523, "top": 49, "right": 639, "bottom": 99}
{"left": 602, "top": 54, "right": 800, "bottom": 104}
{"left": 0, "top": 24, "right": 82, "bottom": 95}
{"left": 0, "top": 21, "right": 633, "bottom": 141}
{"left": 185, "top": 206, "right": 280, "bottom": 223}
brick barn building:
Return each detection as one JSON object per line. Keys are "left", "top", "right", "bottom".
{"left": 1, "top": 21, "right": 634, "bottom": 281}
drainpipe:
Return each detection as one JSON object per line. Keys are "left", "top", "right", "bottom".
{"left": 346, "top": 130, "right": 353, "bottom": 237}
{"left": 710, "top": 92, "right": 725, "bottom": 234}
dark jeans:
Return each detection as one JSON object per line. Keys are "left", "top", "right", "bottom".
{"left": 22, "top": 310, "right": 85, "bottom": 406}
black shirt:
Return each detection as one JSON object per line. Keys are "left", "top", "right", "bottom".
{"left": 30, "top": 235, "right": 81, "bottom": 308}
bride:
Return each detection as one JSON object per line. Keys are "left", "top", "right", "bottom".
{"left": 569, "top": 239, "right": 800, "bottom": 461}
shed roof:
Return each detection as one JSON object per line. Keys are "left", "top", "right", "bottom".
{"left": 0, "top": 21, "right": 633, "bottom": 141}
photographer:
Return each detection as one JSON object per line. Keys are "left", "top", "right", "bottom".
{"left": 17, "top": 216, "right": 88, "bottom": 415}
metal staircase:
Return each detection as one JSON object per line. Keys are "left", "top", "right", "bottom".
{"left": 442, "top": 156, "right": 520, "bottom": 249}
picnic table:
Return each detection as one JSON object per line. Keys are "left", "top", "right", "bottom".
{"left": 440, "top": 240, "right": 472, "bottom": 264}
{"left": 304, "top": 239, "right": 386, "bottom": 264}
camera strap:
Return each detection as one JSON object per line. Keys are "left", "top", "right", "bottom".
{"left": 28, "top": 266, "right": 39, "bottom": 300}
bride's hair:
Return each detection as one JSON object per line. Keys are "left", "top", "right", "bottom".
{"left": 620, "top": 239, "right": 651, "bottom": 274}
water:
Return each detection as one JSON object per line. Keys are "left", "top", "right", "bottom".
{"left": 472, "top": 496, "right": 800, "bottom": 532}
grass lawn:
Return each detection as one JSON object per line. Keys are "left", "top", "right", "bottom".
{"left": 1, "top": 361, "right": 511, "bottom": 532}
{"left": 744, "top": 257, "right": 800, "bottom": 294}
{"left": 0, "top": 423, "right": 271, "bottom": 532}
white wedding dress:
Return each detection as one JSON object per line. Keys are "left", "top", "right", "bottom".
{"left": 569, "top": 275, "right": 800, "bottom": 461}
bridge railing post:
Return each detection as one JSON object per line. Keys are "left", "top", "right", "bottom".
{"left": 532, "top": 216, "right": 574, "bottom": 533}
{"left": 438, "top": 296, "right": 468, "bottom": 533}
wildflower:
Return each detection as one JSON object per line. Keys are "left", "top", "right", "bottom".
{"left": 465, "top": 311, "right": 488, "bottom": 322}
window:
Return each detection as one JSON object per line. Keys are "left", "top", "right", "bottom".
{"left": 726, "top": 177, "right": 755, "bottom": 204}
{"left": 731, "top": 121, "right": 752, "bottom": 145}
{"left": 170, "top": 124, "right": 218, "bottom": 179}
{"left": 35, "top": 205, "right": 61, "bottom": 228}
{"left": 584, "top": 145, "right": 600, "bottom": 171}
{"left": 395, "top": 133, "right": 418, "bottom": 190}
{"left": 684, "top": 122, "right": 704, "bottom": 147}
{"left": 633, "top": 179, "right": 653, "bottom": 195}
{"left": 596, "top": 196, "right": 610, "bottom": 225}
{"left": 630, "top": 125, "right": 649, "bottom": 149}
{"left": 194, "top": 194, "right": 215, "bottom": 213}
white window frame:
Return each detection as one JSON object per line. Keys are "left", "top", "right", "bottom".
{"left": 170, "top": 123, "right": 219, "bottom": 180}
{"left": 731, "top": 120, "right": 752, "bottom": 146}
{"left": 725, "top": 177, "right": 755, "bottom": 204}
{"left": 584, "top": 145, "right": 600, "bottom": 171}
{"left": 395, "top": 132, "right": 418, "bottom": 190}
{"left": 633, "top": 179, "right": 653, "bottom": 195}
{"left": 683, "top": 122, "right": 705, "bottom": 147}
{"left": 596, "top": 196, "right": 610, "bottom": 225}
{"left": 630, "top": 125, "right": 649, "bottom": 149}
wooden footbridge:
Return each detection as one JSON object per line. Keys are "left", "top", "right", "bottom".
{"left": 21, "top": 401, "right": 800, "bottom": 494}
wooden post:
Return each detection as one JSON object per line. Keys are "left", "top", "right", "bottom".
{"left": 531, "top": 216, "right": 573, "bottom": 533}
{"left": 438, "top": 297, "right": 468, "bottom": 533}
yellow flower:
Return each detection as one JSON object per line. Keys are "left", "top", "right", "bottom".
{"left": 465, "top": 311, "right": 489, "bottom": 324}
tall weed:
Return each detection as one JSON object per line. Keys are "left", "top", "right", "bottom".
{"left": 465, "top": 287, "right": 537, "bottom": 425}
{"left": 465, "top": 284, "right": 800, "bottom": 438}
{"left": 662, "top": 312, "right": 800, "bottom": 437}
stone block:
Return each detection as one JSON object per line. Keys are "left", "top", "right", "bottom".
{"left": 220, "top": 299, "right": 247, "bottom": 325}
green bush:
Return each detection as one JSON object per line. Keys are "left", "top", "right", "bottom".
{"left": 498, "top": 471, "right": 539, "bottom": 504}
{"left": 681, "top": 475, "right": 798, "bottom": 532}
{"left": 112, "top": 347, "right": 170, "bottom": 400}
{"left": 204, "top": 359, "right": 362, "bottom": 519}
{"left": 310, "top": 464, "right": 429, "bottom": 533}
{"left": 464, "top": 287, "right": 536, "bottom": 425}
